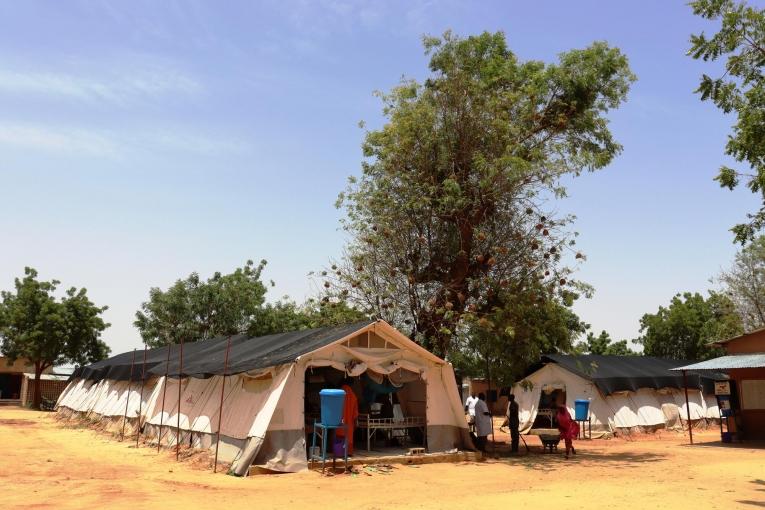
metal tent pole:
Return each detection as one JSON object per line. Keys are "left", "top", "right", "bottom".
{"left": 135, "top": 345, "right": 148, "bottom": 448}
{"left": 214, "top": 336, "right": 232, "bottom": 473}
{"left": 683, "top": 370, "right": 694, "bottom": 445}
{"left": 156, "top": 343, "right": 172, "bottom": 453}
{"left": 176, "top": 338, "right": 185, "bottom": 461}
{"left": 120, "top": 349, "right": 137, "bottom": 441}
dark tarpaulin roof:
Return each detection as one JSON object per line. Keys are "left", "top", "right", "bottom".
{"left": 540, "top": 354, "right": 724, "bottom": 396}
{"left": 73, "top": 321, "right": 375, "bottom": 382}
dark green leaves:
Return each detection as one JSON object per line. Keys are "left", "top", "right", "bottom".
{"left": 689, "top": 0, "right": 765, "bottom": 243}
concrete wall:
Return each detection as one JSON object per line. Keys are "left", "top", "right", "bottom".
{"left": 721, "top": 331, "right": 765, "bottom": 354}
{"left": 0, "top": 357, "right": 54, "bottom": 374}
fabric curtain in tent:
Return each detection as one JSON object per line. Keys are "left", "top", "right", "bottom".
{"left": 425, "top": 364, "right": 472, "bottom": 452}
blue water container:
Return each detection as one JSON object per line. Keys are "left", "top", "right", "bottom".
{"left": 319, "top": 389, "right": 346, "bottom": 426}
{"left": 574, "top": 399, "right": 590, "bottom": 421}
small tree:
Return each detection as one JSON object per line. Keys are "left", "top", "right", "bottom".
{"left": 717, "top": 235, "right": 765, "bottom": 330}
{"left": 0, "top": 268, "right": 110, "bottom": 408}
{"left": 450, "top": 285, "right": 587, "bottom": 387}
{"left": 637, "top": 291, "right": 742, "bottom": 360}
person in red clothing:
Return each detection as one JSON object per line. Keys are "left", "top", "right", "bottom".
{"left": 335, "top": 378, "right": 359, "bottom": 456}
{"left": 556, "top": 401, "right": 579, "bottom": 459}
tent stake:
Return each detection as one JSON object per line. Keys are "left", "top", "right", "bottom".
{"left": 135, "top": 344, "right": 148, "bottom": 448}
{"left": 120, "top": 349, "right": 137, "bottom": 441}
{"left": 682, "top": 370, "right": 693, "bottom": 445}
{"left": 214, "top": 336, "right": 232, "bottom": 473}
{"left": 157, "top": 343, "right": 172, "bottom": 453}
{"left": 176, "top": 338, "right": 185, "bottom": 461}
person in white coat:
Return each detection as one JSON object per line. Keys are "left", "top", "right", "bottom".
{"left": 473, "top": 393, "right": 492, "bottom": 451}
{"left": 464, "top": 392, "right": 478, "bottom": 432}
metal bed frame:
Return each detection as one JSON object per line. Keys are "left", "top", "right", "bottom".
{"left": 356, "top": 414, "right": 426, "bottom": 452}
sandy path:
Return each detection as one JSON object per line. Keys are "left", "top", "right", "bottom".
{"left": 0, "top": 407, "right": 763, "bottom": 510}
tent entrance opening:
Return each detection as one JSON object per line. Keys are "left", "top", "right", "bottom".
{"left": 304, "top": 366, "right": 427, "bottom": 456}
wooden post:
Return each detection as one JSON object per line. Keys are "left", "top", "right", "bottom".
{"left": 135, "top": 345, "right": 148, "bottom": 448}
{"left": 214, "top": 336, "right": 232, "bottom": 473}
{"left": 486, "top": 355, "right": 495, "bottom": 452}
{"left": 120, "top": 349, "right": 137, "bottom": 441}
{"left": 157, "top": 343, "right": 172, "bottom": 453}
{"left": 683, "top": 370, "right": 694, "bottom": 445}
{"left": 176, "top": 338, "right": 185, "bottom": 461}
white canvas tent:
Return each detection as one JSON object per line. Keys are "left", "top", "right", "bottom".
{"left": 512, "top": 355, "right": 721, "bottom": 437}
{"left": 56, "top": 320, "right": 470, "bottom": 474}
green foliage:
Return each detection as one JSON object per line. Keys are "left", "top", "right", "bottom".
{"left": 135, "top": 260, "right": 369, "bottom": 347}
{"left": 717, "top": 235, "right": 765, "bottom": 330}
{"left": 248, "top": 298, "right": 369, "bottom": 337}
{"left": 448, "top": 285, "right": 587, "bottom": 387}
{"left": 689, "top": 0, "right": 765, "bottom": 243}
{"left": 135, "top": 260, "right": 270, "bottom": 347}
{"left": 329, "top": 31, "right": 634, "bottom": 357}
{"left": 573, "top": 329, "right": 638, "bottom": 355}
{"left": 0, "top": 267, "right": 110, "bottom": 408}
{"left": 637, "top": 291, "right": 742, "bottom": 360}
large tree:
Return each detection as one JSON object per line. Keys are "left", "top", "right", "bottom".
{"left": 689, "top": 0, "right": 765, "bottom": 243}
{"left": 637, "top": 291, "right": 742, "bottom": 360}
{"left": 0, "top": 267, "right": 110, "bottom": 408}
{"left": 717, "top": 235, "right": 765, "bottom": 330}
{"left": 326, "top": 31, "right": 635, "bottom": 356}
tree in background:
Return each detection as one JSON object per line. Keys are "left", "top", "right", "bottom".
{"left": 135, "top": 260, "right": 368, "bottom": 347}
{"left": 689, "top": 0, "right": 765, "bottom": 243}
{"left": 135, "top": 260, "right": 270, "bottom": 347}
{"left": 449, "top": 285, "right": 587, "bottom": 388}
{"left": 574, "top": 329, "right": 638, "bottom": 355}
{"left": 637, "top": 291, "right": 742, "bottom": 360}
{"left": 326, "top": 31, "right": 635, "bottom": 357}
{"left": 248, "top": 298, "right": 369, "bottom": 338}
{"left": 717, "top": 235, "right": 765, "bottom": 331}
{"left": 0, "top": 267, "right": 110, "bottom": 408}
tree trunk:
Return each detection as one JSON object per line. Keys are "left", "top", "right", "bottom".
{"left": 32, "top": 362, "right": 43, "bottom": 410}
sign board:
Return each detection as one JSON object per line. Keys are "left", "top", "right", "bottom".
{"left": 714, "top": 381, "right": 731, "bottom": 396}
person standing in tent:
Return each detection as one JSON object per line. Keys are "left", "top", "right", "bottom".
{"left": 555, "top": 400, "right": 579, "bottom": 459}
{"left": 336, "top": 378, "right": 359, "bottom": 456}
{"left": 473, "top": 393, "right": 492, "bottom": 452}
{"left": 464, "top": 392, "right": 478, "bottom": 433}
{"left": 507, "top": 394, "right": 520, "bottom": 453}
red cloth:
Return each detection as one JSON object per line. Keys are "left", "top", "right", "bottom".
{"left": 335, "top": 384, "right": 359, "bottom": 455}
{"left": 556, "top": 405, "right": 580, "bottom": 441}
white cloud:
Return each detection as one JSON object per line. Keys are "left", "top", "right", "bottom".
{"left": 0, "top": 124, "right": 117, "bottom": 156}
{"left": 0, "top": 66, "right": 201, "bottom": 106}
{"left": 0, "top": 123, "right": 249, "bottom": 158}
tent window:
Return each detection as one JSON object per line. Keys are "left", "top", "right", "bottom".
{"left": 369, "top": 332, "right": 387, "bottom": 349}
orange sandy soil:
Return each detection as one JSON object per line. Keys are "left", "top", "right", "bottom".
{"left": 1, "top": 407, "right": 763, "bottom": 510}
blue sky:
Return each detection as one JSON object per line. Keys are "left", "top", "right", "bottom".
{"left": 0, "top": 1, "right": 758, "bottom": 355}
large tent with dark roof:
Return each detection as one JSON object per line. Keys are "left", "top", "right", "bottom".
{"left": 56, "top": 320, "right": 470, "bottom": 474}
{"left": 511, "top": 354, "right": 723, "bottom": 437}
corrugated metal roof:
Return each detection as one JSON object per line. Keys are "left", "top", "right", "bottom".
{"left": 671, "top": 354, "right": 765, "bottom": 371}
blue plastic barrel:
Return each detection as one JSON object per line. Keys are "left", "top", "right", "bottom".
{"left": 319, "top": 389, "right": 346, "bottom": 426}
{"left": 574, "top": 399, "right": 590, "bottom": 421}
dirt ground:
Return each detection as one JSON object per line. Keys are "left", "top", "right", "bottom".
{"left": 1, "top": 407, "right": 763, "bottom": 510}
